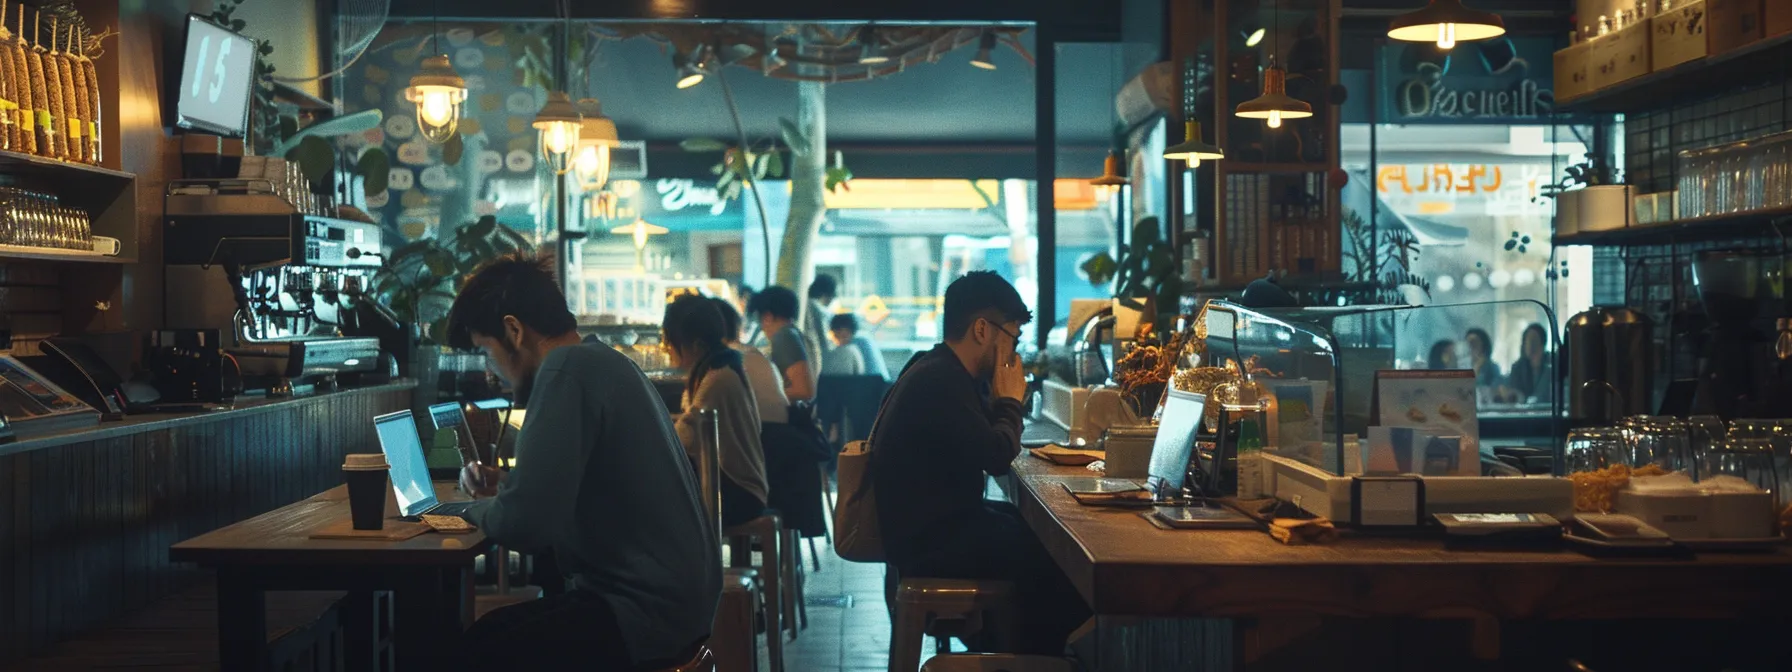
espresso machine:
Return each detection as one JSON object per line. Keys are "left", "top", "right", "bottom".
{"left": 1688, "top": 249, "right": 1792, "bottom": 419}
{"left": 163, "top": 179, "right": 385, "bottom": 396}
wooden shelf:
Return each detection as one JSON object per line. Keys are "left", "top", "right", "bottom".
{"left": 0, "top": 148, "right": 134, "bottom": 183}
{"left": 1552, "top": 207, "right": 1792, "bottom": 247}
{"left": 1557, "top": 33, "right": 1792, "bottom": 114}
{"left": 0, "top": 244, "right": 130, "bottom": 264}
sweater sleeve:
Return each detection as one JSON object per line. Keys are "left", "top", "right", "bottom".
{"left": 976, "top": 398, "right": 1026, "bottom": 476}
{"left": 465, "top": 364, "right": 592, "bottom": 552}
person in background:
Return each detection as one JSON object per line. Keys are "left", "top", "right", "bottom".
{"left": 447, "top": 255, "right": 719, "bottom": 670}
{"left": 806, "top": 274, "right": 839, "bottom": 360}
{"left": 747, "top": 286, "right": 816, "bottom": 402}
{"left": 664, "top": 295, "right": 770, "bottom": 529}
{"left": 713, "top": 298, "right": 789, "bottom": 425}
{"left": 820, "top": 315, "right": 863, "bottom": 374}
{"left": 1464, "top": 327, "right": 1503, "bottom": 389}
{"left": 872, "top": 271, "right": 1091, "bottom": 656}
{"left": 830, "top": 313, "right": 892, "bottom": 381}
{"left": 1505, "top": 323, "right": 1553, "bottom": 403}
{"left": 1428, "top": 340, "right": 1458, "bottom": 370}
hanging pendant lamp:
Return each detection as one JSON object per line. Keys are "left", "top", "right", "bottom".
{"left": 534, "top": 91, "right": 583, "bottom": 176}
{"left": 1090, "top": 151, "right": 1128, "bottom": 198}
{"left": 1387, "top": 0, "right": 1506, "bottom": 50}
{"left": 1163, "top": 120, "right": 1224, "bottom": 167}
{"left": 574, "top": 98, "right": 619, "bottom": 192}
{"left": 407, "top": 2, "right": 465, "bottom": 144}
{"left": 1235, "top": 57, "right": 1313, "bottom": 129}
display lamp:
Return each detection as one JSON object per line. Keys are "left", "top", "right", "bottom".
{"left": 1162, "top": 120, "right": 1225, "bottom": 167}
{"left": 533, "top": 92, "right": 583, "bottom": 176}
{"left": 1235, "top": 57, "right": 1313, "bottom": 129}
{"left": 406, "top": 55, "right": 467, "bottom": 144}
{"left": 1387, "top": 0, "right": 1506, "bottom": 50}
{"left": 575, "top": 98, "right": 620, "bottom": 192}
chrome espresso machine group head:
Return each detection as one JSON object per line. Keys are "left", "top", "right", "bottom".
{"left": 163, "top": 179, "right": 386, "bottom": 395}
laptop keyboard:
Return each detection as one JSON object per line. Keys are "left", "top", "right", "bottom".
{"left": 431, "top": 501, "right": 475, "bottom": 517}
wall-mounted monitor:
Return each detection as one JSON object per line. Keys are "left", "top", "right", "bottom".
{"left": 175, "top": 14, "right": 257, "bottom": 137}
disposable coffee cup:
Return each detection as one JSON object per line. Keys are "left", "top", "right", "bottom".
{"left": 342, "top": 453, "right": 389, "bottom": 530}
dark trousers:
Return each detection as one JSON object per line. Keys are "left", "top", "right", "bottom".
{"left": 721, "top": 475, "right": 768, "bottom": 529}
{"left": 456, "top": 591, "right": 689, "bottom": 671}
{"left": 893, "top": 501, "right": 1091, "bottom": 655}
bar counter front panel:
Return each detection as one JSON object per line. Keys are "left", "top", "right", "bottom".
{"left": 0, "top": 382, "right": 413, "bottom": 663}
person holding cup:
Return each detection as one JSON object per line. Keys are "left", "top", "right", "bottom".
{"left": 443, "top": 254, "right": 719, "bottom": 670}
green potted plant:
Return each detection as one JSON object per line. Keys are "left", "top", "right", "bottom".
{"left": 1079, "top": 217, "right": 1183, "bottom": 322}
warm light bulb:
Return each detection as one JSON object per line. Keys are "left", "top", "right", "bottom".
{"left": 543, "top": 122, "right": 575, "bottom": 155}
{"left": 633, "top": 224, "right": 648, "bottom": 250}
{"left": 1268, "top": 110, "right": 1282, "bottom": 128}
{"left": 677, "top": 73, "right": 704, "bottom": 89}
{"left": 1191, "top": 156, "right": 1202, "bottom": 168}
{"left": 1437, "top": 23, "right": 1457, "bottom": 49}
{"left": 419, "top": 90, "right": 454, "bottom": 127}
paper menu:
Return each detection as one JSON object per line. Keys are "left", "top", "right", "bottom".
{"left": 1369, "top": 370, "right": 1480, "bottom": 476}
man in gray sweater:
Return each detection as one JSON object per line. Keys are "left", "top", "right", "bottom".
{"left": 447, "top": 254, "right": 719, "bottom": 670}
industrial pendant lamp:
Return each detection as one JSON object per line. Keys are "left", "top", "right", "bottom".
{"left": 1387, "top": 0, "right": 1506, "bottom": 50}
{"left": 970, "top": 31, "right": 997, "bottom": 70}
{"left": 612, "top": 218, "right": 669, "bottom": 272}
{"left": 406, "top": 5, "right": 466, "bottom": 144}
{"left": 673, "top": 45, "right": 708, "bottom": 89}
{"left": 1090, "top": 152, "right": 1128, "bottom": 198}
{"left": 534, "top": 91, "right": 583, "bottom": 176}
{"left": 1163, "top": 120, "right": 1224, "bottom": 167}
{"left": 858, "top": 24, "right": 889, "bottom": 64}
{"left": 1235, "top": 1, "right": 1313, "bottom": 129}
{"left": 575, "top": 98, "right": 619, "bottom": 192}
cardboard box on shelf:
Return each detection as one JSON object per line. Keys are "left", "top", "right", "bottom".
{"left": 1590, "top": 21, "right": 1653, "bottom": 90}
{"left": 1555, "top": 42, "right": 1594, "bottom": 102}
{"left": 1707, "top": 0, "right": 1764, "bottom": 54}
{"left": 1769, "top": 0, "right": 1792, "bottom": 37}
{"left": 1652, "top": 0, "right": 1709, "bottom": 71}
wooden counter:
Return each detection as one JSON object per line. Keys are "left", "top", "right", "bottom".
{"left": 1006, "top": 457, "right": 1792, "bottom": 671}
{"left": 0, "top": 382, "right": 414, "bottom": 665}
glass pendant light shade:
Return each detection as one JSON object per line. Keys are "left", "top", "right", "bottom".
{"left": 1235, "top": 62, "right": 1314, "bottom": 128}
{"left": 575, "top": 98, "right": 620, "bottom": 192}
{"left": 406, "top": 55, "right": 467, "bottom": 144}
{"left": 1388, "top": 0, "right": 1506, "bottom": 49}
{"left": 533, "top": 91, "right": 583, "bottom": 176}
{"left": 1163, "top": 120, "right": 1225, "bottom": 166}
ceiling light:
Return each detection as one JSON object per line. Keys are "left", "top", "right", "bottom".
{"left": 1235, "top": 57, "right": 1313, "bottom": 128}
{"left": 673, "top": 45, "right": 708, "bottom": 89}
{"left": 532, "top": 91, "right": 583, "bottom": 176}
{"left": 1089, "top": 151, "right": 1128, "bottom": 199}
{"left": 405, "top": 55, "right": 466, "bottom": 144}
{"left": 1162, "top": 120, "right": 1224, "bottom": 167}
{"left": 970, "top": 31, "right": 997, "bottom": 70}
{"left": 575, "top": 98, "right": 619, "bottom": 192}
{"left": 612, "top": 218, "right": 670, "bottom": 273}
{"left": 859, "top": 25, "right": 889, "bottom": 64}
{"left": 1388, "top": 0, "right": 1506, "bottom": 50}
{"left": 1245, "top": 28, "right": 1266, "bottom": 47}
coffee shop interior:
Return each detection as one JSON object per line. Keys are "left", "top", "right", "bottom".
{"left": 3, "top": 0, "right": 1792, "bottom": 670}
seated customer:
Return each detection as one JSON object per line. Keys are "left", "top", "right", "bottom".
{"left": 713, "top": 297, "right": 789, "bottom": 425}
{"left": 871, "top": 271, "right": 1090, "bottom": 655}
{"left": 449, "top": 255, "right": 720, "bottom": 670}
{"left": 747, "top": 286, "right": 817, "bottom": 402}
{"left": 665, "top": 295, "right": 770, "bottom": 529}
{"left": 823, "top": 318, "right": 868, "bottom": 376}
{"left": 829, "top": 313, "right": 891, "bottom": 381}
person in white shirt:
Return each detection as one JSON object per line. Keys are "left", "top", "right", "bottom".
{"left": 712, "top": 297, "right": 788, "bottom": 424}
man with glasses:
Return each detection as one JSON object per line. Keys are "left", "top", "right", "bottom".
{"left": 870, "top": 271, "right": 1090, "bottom": 656}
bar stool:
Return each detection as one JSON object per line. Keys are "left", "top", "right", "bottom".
{"left": 889, "top": 579, "right": 1018, "bottom": 672}
{"left": 918, "top": 654, "right": 1078, "bottom": 672}
{"left": 695, "top": 409, "right": 785, "bottom": 672}
{"left": 712, "top": 569, "right": 760, "bottom": 672}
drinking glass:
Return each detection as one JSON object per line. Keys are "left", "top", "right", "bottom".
{"left": 1728, "top": 419, "right": 1788, "bottom": 508}
{"left": 1623, "top": 415, "right": 1692, "bottom": 473}
{"left": 1566, "top": 427, "right": 1629, "bottom": 473}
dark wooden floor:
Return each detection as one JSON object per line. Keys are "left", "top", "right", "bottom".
{"left": 2, "top": 577, "right": 344, "bottom": 672}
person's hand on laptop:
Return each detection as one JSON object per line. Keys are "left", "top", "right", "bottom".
{"left": 460, "top": 463, "right": 502, "bottom": 497}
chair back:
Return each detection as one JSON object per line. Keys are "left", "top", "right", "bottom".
{"left": 692, "top": 408, "right": 723, "bottom": 543}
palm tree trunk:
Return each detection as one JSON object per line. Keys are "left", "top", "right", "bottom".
{"left": 777, "top": 80, "right": 826, "bottom": 303}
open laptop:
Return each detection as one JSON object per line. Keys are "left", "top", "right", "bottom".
{"left": 427, "top": 401, "right": 482, "bottom": 466}
{"left": 373, "top": 410, "right": 476, "bottom": 519}
{"left": 1061, "top": 389, "right": 1206, "bottom": 506}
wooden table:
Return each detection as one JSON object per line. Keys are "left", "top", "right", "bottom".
{"left": 170, "top": 482, "right": 489, "bottom": 672}
{"left": 1005, "top": 457, "right": 1792, "bottom": 671}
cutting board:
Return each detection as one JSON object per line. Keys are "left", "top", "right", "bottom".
{"left": 308, "top": 519, "right": 431, "bottom": 541}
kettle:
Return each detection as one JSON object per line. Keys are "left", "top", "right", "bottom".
{"left": 1566, "top": 306, "right": 1654, "bottom": 422}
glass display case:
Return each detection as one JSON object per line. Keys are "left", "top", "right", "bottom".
{"left": 1185, "top": 299, "right": 1564, "bottom": 477}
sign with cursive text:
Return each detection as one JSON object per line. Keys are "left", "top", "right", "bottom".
{"left": 1378, "top": 37, "right": 1557, "bottom": 124}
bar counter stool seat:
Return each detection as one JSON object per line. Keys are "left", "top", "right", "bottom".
{"left": 918, "top": 654, "right": 1079, "bottom": 672}
{"left": 889, "top": 579, "right": 1018, "bottom": 672}
{"left": 693, "top": 407, "right": 786, "bottom": 672}
{"left": 712, "top": 567, "right": 762, "bottom": 672}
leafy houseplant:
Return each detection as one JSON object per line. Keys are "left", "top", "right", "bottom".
{"left": 370, "top": 215, "right": 535, "bottom": 344}
{"left": 1079, "top": 217, "right": 1183, "bottom": 320}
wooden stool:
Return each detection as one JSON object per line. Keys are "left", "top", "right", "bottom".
{"left": 725, "top": 514, "right": 785, "bottom": 672}
{"left": 889, "top": 579, "right": 1018, "bottom": 672}
{"left": 712, "top": 568, "right": 761, "bottom": 672}
{"left": 918, "top": 654, "right": 1078, "bottom": 672}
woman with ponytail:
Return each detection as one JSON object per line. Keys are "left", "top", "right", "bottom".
{"left": 666, "top": 294, "right": 770, "bottom": 529}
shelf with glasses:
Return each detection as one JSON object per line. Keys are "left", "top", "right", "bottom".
{"left": 0, "top": 243, "right": 128, "bottom": 264}
{"left": 1556, "top": 33, "right": 1792, "bottom": 114}
{"left": 1552, "top": 207, "right": 1792, "bottom": 247}
{"left": 0, "top": 148, "right": 138, "bottom": 262}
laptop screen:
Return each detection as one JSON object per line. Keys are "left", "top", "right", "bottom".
{"left": 428, "top": 401, "right": 478, "bottom": 460}
{"left": 374, "top": 410, "right": 438, "bottom": 517}
{"left": 1146, "top": 389, "right": 1206, "bottom": 499}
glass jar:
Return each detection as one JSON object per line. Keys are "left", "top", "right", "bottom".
{"left": 1622, "top": 415, "right": 1692, "bottom": 474}
{"left": 1566, "top": 426, "right": 1629, "bottom": 473}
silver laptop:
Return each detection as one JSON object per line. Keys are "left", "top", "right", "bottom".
{"left": 1062, "top": 389, "right": 1206, "bottom": 502}
{"left": 373, "top": 410, "right": 475, "bottom": 518}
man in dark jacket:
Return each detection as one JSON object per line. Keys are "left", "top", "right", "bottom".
{"left": 870, "top": 271, "right": 1090, "bottom": 655}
